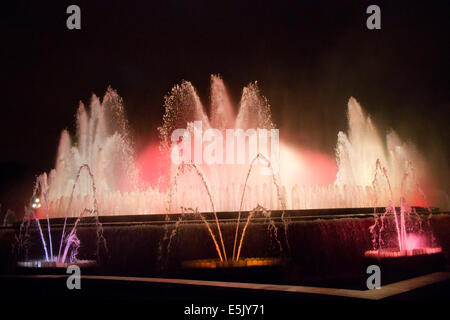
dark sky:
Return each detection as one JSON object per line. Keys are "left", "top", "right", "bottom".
{"left": 2, "top": 0, "right": 449, "bottom": 214}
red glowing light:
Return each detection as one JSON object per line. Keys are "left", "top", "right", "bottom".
{"left": 34, "top": 207, "right": 45, "bottom": 219}
{"left": 279, "top": 143, "right": 337, "bottom": 187}
{"left": 136, "top": 143, "right": 171, "bottom": 191}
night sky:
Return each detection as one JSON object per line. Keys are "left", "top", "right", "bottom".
{"left": 2, "top": 0, "right": 449, "bottom": 215}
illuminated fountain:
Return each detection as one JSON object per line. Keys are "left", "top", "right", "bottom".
{"left": 16, "top": 165, "right": 106, "bottom": 269}
{"left": 364, "top": 160, "right": 442, "bottom": 258}
{"left": 334, "top": 98, "right": 442, "bottom": 259}
{"left": 24, "top": 75, "right": 444, "bottom": 274}
{"left": 170, "top": 153, "right": 286, "bottom": 269}
{"left": 36, "top": 76, "right": 436, "bottom": 217}
{"left": 361, "top": 160, "right": 444, "bottom": 282}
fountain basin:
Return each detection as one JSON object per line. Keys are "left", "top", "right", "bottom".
{"left": 365, "top": 247, "right": 442, "bottom": 258}
{"left": 182, "top": 257, "right": 283, "bottom": 269}
{"left": 181, "top": 258, "right": 285, "bottom": 283}
{"left": 363, "top": 248, "right": 446, "bottom": 285}
{"left": 3, "top": 211, "right": 449, "bottom": 285}
{"left": 16, "top": 260, "right": 97, "bottom": 275}
{"left": 17, "top": 259, "right": 97, "bottom": 269}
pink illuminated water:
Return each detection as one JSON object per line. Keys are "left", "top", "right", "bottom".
{"left": 367, "top": 159, "right": 441, "bottom": 254}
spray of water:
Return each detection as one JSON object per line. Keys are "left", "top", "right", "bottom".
{"left": 182, "top": 207, "right": 224, "bottom": 262}
{"left": 29, "top": 207, "right": 50, "bottom": 261}
{"left": 56, "top": 164, "right": 106, "bottom": 263}
{"left": 36, "top": 175, "right": 54, "bottom": 259}
{"left": 60, "top": 208, "right": 91, "bottom": 263}
{"left": 380, "top": 166, "right": 404, "bottom": 250}
{"left": 236, "top": 205, "right": 267, "bottom": 261}
{"left": 232, "top": 153, "right": 287, "bottom": 260}
{"left": 184, "top": 163, "right": 227, "bottom": 260}
{"left": 368, "top": 158, "right": 440, "bottom": 255}
{"left": 29, "top": 181, "right": 51, "bottom": 261}
{"left": 13, "top": 208, "right": 32, "bottom": 261}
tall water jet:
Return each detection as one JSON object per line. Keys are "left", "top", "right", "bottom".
{"left": 210, "top": 75, "right": 235, "bottom": 129}
{"left": 40, "top": 87, "right": 138, "bottom": 217}
{"left": 159, "top": 75, "right": 282, "bottom": 214}
{"left": 335, "top": 97, "right": 431, "bottom": 206}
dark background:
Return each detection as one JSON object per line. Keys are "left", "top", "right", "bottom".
{"left": 1, "top": 0, "right": 449, "bottom": 217}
